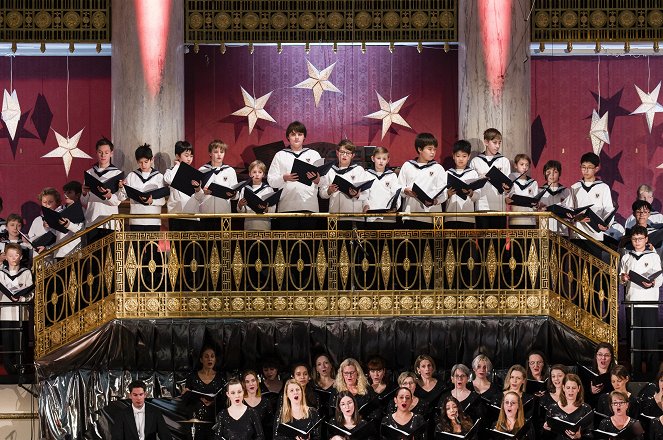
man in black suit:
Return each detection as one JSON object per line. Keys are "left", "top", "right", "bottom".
{"left": 111, "top": 380, "right": 172, "bottom": 440}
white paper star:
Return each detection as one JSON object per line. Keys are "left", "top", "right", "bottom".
{"left": 631, "top": 82, "right": 663, "bottom": 133}
{"left": 231, "top": 87, "right": 276, "bottom": 134}
{"left": 589, "top": 109, "right": 610, "bottom": 155}
{"left": 1, "top": 89, "right": 21, "bottom": 140}
{"left": 364, "top": 92, "right": 411, "bottom": 139}
{"left": 293, "top": 60, "right": 341, "bottom": 106}
{"left": 42, "top": 128, "right": 92, "bottom": 176}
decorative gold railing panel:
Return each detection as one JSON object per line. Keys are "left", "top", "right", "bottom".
{"left": 0, "top": 0, "right": 110, "bottom": 44}
{"left": 33, "top": 213, "right": 619, "bottom": 359}
{"left": 185, "top": 0, "right": 458, "bottom": 44}
{"left": 532, "top": 0, "right": 663, "bottom": 43}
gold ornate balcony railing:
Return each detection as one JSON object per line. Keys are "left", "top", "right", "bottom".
{"left": 33, "top": 212, "right": 619, "bottom": 359}
{"left": 532, "top": 0, "right": 663, "bottom": 43}
{"left": 0, "top": 0, "right": 110, "bottom": 45}
{"left": 185, "top": 0, "right": 458, "bottom": 45}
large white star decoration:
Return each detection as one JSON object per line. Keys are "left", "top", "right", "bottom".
{"left": 631, "top": 82, "right": 663, "bottom": 133}
{"left": 589, "top": 109, "right": 610, "bottom": 155}
{"left": 364, "top": 92, "right": 411, "bottom": 139}
{"left": 1, "top": 89, "right": 21, "bottom": 140}
{"left": 293, "top": 60, "right": 341, "bottom": 106}
{"left": 231, "top": 87, "right": 276, "bottom": 134}
{"left": 42, "top": 128, "right": 91, "bottom": 176}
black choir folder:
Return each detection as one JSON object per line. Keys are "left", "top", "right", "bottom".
{"left": 169, "top": 162, "right": 214, "bottom": 197}
{"left": 381, "top": 421, "right": 428, "bottom": 440}
{"left": 290, "top": 158, "right": 335, "bottom": 186}
{"left": 546, "top": 203, "right": 593, "bottom": 221}
{"left": 412, "top": 183, "right": 447, "bottom": 206}
{"left": 578, "top": 364, "right": 611, "bottom": 390}
{"left": 525, "top": 379, "right": 547, "bottom": 395}
{"left": 628, "top": 270, "right": 663, "bottom": 288}
{"left": 585, "top": 207, "right": 619, "bottom": 232}
{"left": 84, "top": 171, "right": 125, "bottom": 200}
{"left": 594, "top": 423, "right": 645, "bottom": 439}
{"left": 366, "top": 188, "right": 402, "bottom": 214}
{"left": 509, "top": 190, "right": 546, "bottom": 208}
{"left": 123, "top": 185, "right": 170, "bottom": 205}
{"left": 326, "top": 420, "right": 376, "bottom": 439}
{"left": 447, "top": 175, "right": 488, "bottom": 200}
{"left": 278, "top": 416, "right": 323, "bottom": 438}
{"left": 41, "top": 202, "right": 85, "bottom": 234}
{"left": 0, "top": 282, "right": 34, "bottom": 300}
{"left": 243, "top": 188, "right": 282, "bottom": 214}
{"left": 207, "top": 180, "right": 248, "bottom": 200}
{"left": 546, "top": 411, "right": 593, "bottom": 435}
{"left": 485, "top": 168, "right": 523, "bottom": 194}
{"left": 435, "top": 418, "right": 481, "bottom": 440}
{"left": 488, "top": 420, "right": 531, "bottom": 439}
{"left": 332, "top": 175, "right": 374, "bottom": 198}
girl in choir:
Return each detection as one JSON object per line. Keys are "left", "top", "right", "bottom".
{"left": 292, "top": 363, "right": 319, "bottom": 409}
{"left": 366, "top": 355, "right": 394, "bottom": 398}
{"left": 414, "top": 354, "right": 446, "bottom": 408}
{"left": 183, "top": 346, "right": 226, "bottom": 440}
{"left": 327, "top": 391, "right": 376, "bottom": 440}
{"left": 214, "top": 379, "right": 265, "bottom": 440}
{"left": 596, "top": 365, "right": 640, "bottom": 418}
{"left": 539, "top": 365, "right": 567, "bottom": 411}
{"left": 469, "top": 354, "right": 502, "bottom": 402}
{"left": 273, "top": 379, "right": 321, "bottom": 440}
{"left": 243, "top": 370, "right": 274, "bottom": 440}
{"left": 435, "top": 395, "right": 475, "bottom": 437}
{"left": 597, "top": 391, "right": 644, "bottom": 440}
{"left": 492, "top": 391, "right": 534, "bottom": 439}
{"left": 584, "top": 342, "right": 616, "bottom": 407}
{"left": 381, "top": 387, "right": 428, "bottom": 440}
{"left": 543, "top": 373, "right": 593, "bottom": 440}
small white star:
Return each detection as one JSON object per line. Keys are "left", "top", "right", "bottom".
{"left": 1, "top": 89, "right": 21, "bottom": 140}
{"left": 231, "top": 87, "right": 276, "bottom": 134}
{"left": 364, "top": 92, "right": 411, "bottom": 139}
{"left": 589, "top": 109, "right": 610, "bottom": 155}
{"left": 42, "top": 128, "right": 92, "bottom": 176}
{"left": 631, "top": 82, "right": 663, "bottom": 133}
{"left": 293, "top": 60, "right": 341, "bottom": 106}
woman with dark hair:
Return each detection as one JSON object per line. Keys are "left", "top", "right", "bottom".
{"left": 366, "top": 355, "right": 395, "bottom": 399}
{"left": 381, "top": 387, "right": 427, "bottom": 440}
{"left": 262, "top": 357, "right": 284, "bottom": 394}
{"left": 291, "top": 362, "right": 319, "bottom": 409}
{"left": 581, "top": 342, "right": 616, "bottom": 407}
{"left": 183, "top": 346, "right": 226, "bottom": 440}
{"left": 596, "top": 365, "right": 640, "bottom": 418}
{"left": 436, "top": 395, "right": 475, "bottom": 437}
{"left": 543, "top": 374, "right": 593, "bottom": 440}
{"left": 414, "top": 354, "right": 446, "bottom": 408}
{"left": 539, "top": 365, "right": 567, "bottom": 411}
{"left": 311, "top": 354, "right": 335, "bottom": 421}
{"left": 327, "top": 391, "right": 376, "bottom": 440}
{"left": 441, "top": 364, "right": 481, "bottom": 422}
{"left": 385, "top": 372, "right": 428, "bottom": 417}
{"left": 597, "top": 391, "right": 644, "bottom": 440}
{"left": 243, "top": 370, "right": 274, "bottom": 440}
{"left": 273, "top": 379, "right": 321, "bottom": 440}
{"left": 214, "top": 379, "right": 265, "bottom": 440}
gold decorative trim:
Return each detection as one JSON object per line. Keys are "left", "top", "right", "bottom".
{"left": 125, "top": 245, "right": 137, "bottom": 290}
{"left": 0, "top": 413, "right": 38, "bottom": 420}
{"left": 209, "top": 244, "right": 221, "bottom": 288}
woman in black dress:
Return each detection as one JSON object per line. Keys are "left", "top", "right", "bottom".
{"left": 414, "top": 354, "right": 446, "bottom": 408}
{"left": 214, "top": 379, "right": 265, "bottom": 440}
{"left": 526, "top": 350, "right": 550, "bottom": 397}
{"left": 384, "top": 372, "right": 428, "bottom": 417}
{"left": 596, "top": 365, "right": 640, "bottom": 418}
{"left": 502, "top": 364, "right": 535, "bottom": 419}
{"left": 312, "top": 354, "right": 335, "bottom": 420}
{"left": 542, "top": 373, "right": 593, "bottom": 440}
{"left": 651, "top": 414, "right": 663, "bottom": 440}
{"left": 331, "top": 358, "right": 379, "bottom": 422}
{"left": 491, "top": 391, "right": 534, "bottom": 439}
{"left": 184, "top": 346, "right": 226, "bottom": 440}
{"left": 468, "top": 354, "right": 502, "bottom": 403}
{"left": 641, "top": 370, "right": 663, "bottom": 434}
{"left": 327, "top": 391, "right": 376, "bottom": 440}
{"left": 292, "top": 363, "right": 319, "bottom": 409}
{"left": 242, "top": 370, "right": 274, "bottom": 440}
{"left": 597, "top": 391, "right": 644, "bottom": 440}
{"left": 273, "top": 379, "right": 321, "bottom": 440}
{"left": 436, "top": 395, "right": 476, "bottom": 438}
{"left": 381, "top": 387, "right": 428, "bottom": 440}
{"left": 539, "top": 364, "right": 567, "bottom": 412}
{"left": 442, "top": 364, "right": 481, "bottom": 423}
{"left": 583, "top": 342, "right": 616, "bottom": 407}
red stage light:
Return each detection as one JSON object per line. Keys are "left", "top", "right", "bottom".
{"left": 136, "top": 0, "right": 172, "bottom": 98}
{"left": 479, "top": 0, "right": 511, "bottom": 104}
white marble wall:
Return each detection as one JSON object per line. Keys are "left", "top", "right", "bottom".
{"left": 111, "top": 0, "right": 185, "bottom": 173}
{"left": 458, "top": 0, "right": 531, "bottom": 159}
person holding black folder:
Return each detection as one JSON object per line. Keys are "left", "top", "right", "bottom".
{"left": 385, "top": 372, "right": 428, "bottom": 417}
{"left": 441, "top": 364, "right": 481, "bottom": 424}
{"left": 542, "top": 373, "right": 593, "bottom": 440}
{"left": 363, "top": 147, "right": 402, "bottom": 229}
{"left": 243, "top": 370, "right": 275, "bottom": 440}
{"left": 380, "top": 387, "right": 428, "bottom": 440}
{"left": 639, "top": 370, "right": 663, "bottom": 433}
{"left": 579, "top": 343, "right": 616, "bottom": 408}
{"left": 28, "top": 187, "right": 83, "bottom": 259}
{"left": 81, "top": 138, "right": 124, "bottom": 243}
{"left": 538, "top": 365, "right": 567, "bottom": 418}
{"left": 506, "top": 154, "right": 540, "bottom": 229}
{"left": 619, "top": 225, "right": 662, "bottom": 380}
{"left": 274, "top": 379, "right": 321, "bottom": 440}
{"left": 331, "top": 359, "right": 380, "bottom": 424}
{"left": 435, "top": 395, "right": 476, "bottom": 439}
{"left": 163, "top": 140, "right": 205, "bottom": 232}
{"left": 327, "top": 391, "right": 377, "bottom": 440}
{"left": 122, "top": 144, "right": 167, "bottom": 232}
{"left": 596, "top": 391, "right": 645, "bottom": 440}
{"left": 237, "top": 160, "right": 279, "bottom": 231}
{"left": 596, "top": 366, "right": 640, "bottom": 419}
{"left": 183, "top": 346, "right": 226, "bottom": 439}
{"left": 414, "top": 355, "right": 446, "bottom": 410}
{"left": 214, "top": 379, "right": 265, "bottom": 440}
{"left": 199, "top": 140, "right": 238, "bottom": 231}
{"left": 445, "top": 140, "right": 483, "bottom": 229}
{"left": 490, "top": 391, "right": 534, "bottom": 439}
{"left": 538, "top": 160, "right": 571, "bottom": 236}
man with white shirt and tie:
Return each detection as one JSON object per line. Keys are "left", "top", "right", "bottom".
{"left": 112, "top": 380, "right": 172, "bottom": 440}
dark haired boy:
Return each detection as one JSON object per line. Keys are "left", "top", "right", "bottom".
{"left": 506, "top": 153, "right": 539, "bottom": 228}
{"left": 539, "top": 160, "right": 570, "bottom": 235}
{"left": 163, "top": 140, "right": 204, "bottom": 232}
{"left": 445, "top": 139, "right": 480, "bottom": 229}
{"left": 123, "top": 144, "right": 166, "bottom": 232}
{"left": 619, "top": 225, "right": 662, "bottom": 379}
{"left": 267, "top": 120, "right": 322, "bottom": 230}
{"left": 63, "top": 180, "right": 83, "bottom": 206}
{"left": 111, "top": 379, "right": 172, "bottom": 440}
{"left": 470, "top": 128, "right": 512, "bottom": 229}
{"left": 399, "top": 132, "right": 447, "bottom": 229}
{"left": 80, "top": 138, "right": 124, "bottom": 242}
{"left": 624, "top": 184, "right": 663, "bottom": 229}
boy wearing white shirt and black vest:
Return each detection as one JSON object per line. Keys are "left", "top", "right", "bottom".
{"left": 506, "top": 154, "right": 539, "bottom": 228}
{"left": 470, "top": 128, "right": 512, "bottom": 229}
{"left": 538, "top": 160, "right": 571, "bottom": 236}
{"left": 163, "top": 141, "right": 205, "bottom": 232}
{"left": 445, "top": 140, "right": 480, "bottom": 229}
{"left": 399, "top": 132, "right": 447, "bottom": 229}
{"left": 619, "top": 225, "right": 662, "bottom": 380}
{"left": 122, "top": 144, "right": 166, "bottom": 232}
{"left": 363, "top": 146, "right": 402, "bottom": 229}
{"left": 199, "top": 139, "right": 238, "bottom": 231}
{"left": 237, "top": 160, "right": 276, "bottom": 231}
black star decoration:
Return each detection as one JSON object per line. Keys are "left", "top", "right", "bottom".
{"left": 598, "top": 150, "right": 624, "bottom": 189}
{"left": 588, "top": 88, "right": 631, "bottom": 132}
{"left": 0, "top": 109, "right": 38, "bottom": 157}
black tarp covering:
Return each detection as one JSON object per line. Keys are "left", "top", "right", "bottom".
{"left": 36, "top": 316, "right": 598, "bottom": 439}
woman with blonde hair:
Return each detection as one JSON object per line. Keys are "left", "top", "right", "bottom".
{"left": 331, "top": 358, "right": 379, "bottom": 423}
{"left": 273, "top": 379, "right": 320, "bottom": 440}
{"left": 492, "top": 391, "right": 533, "bottom": 439}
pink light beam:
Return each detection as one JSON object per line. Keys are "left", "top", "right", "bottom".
{"left": 136, "top": 0, "right": 172, "bottom": 98}
{"left": 479, "top": 0, "right": 512, "bottom": 104}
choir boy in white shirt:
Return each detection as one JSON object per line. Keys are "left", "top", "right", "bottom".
{"left": 363, "top": 146, "right": 402, "bottom": 229}
{"left": 445, "top": 140, "right": 480, "bottom": 229}
{"left": 506, "top": 154, "right": 539, "bottom": 228}
{"left": 237, "top": 160, "right": 276, "bottom": 231}
{"left": 470, "top": 128, "right": 512, "bottom": 229}
{"left": 537, "top": 160, "right": 571, "bottom": 235}
{"left": 122, "top": 144, "right": 166, "bottom": 232}
{"left": 199, "top": 139, "right": 238, "bottom": 231}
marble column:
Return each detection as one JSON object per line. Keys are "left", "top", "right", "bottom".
{"left": 458, "top": 0, "right": 531, "bottom": 158}
{"left": 111, "top": 0, "right": 184, "bottom": 172}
